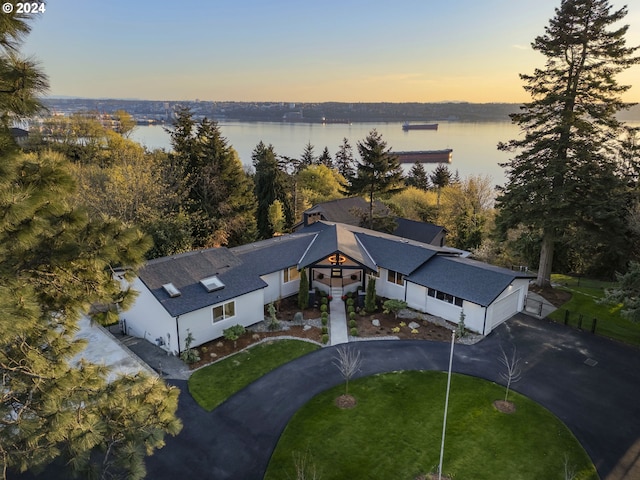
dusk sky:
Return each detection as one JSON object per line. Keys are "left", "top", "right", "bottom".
{"left": 22, "top": 0, "right": 640, "bottom": 103}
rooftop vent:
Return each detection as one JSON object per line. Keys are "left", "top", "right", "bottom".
{"left": 200, "top": 275, "right": 225, "bottom": 292}
{"left": 162, "top": 283, "right": 181, "bottom": 298}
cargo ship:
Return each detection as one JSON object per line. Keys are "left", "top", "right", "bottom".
{"left": 393, "top": 149, "right": 453, "bottom": 164}
{"left": 402, "top": 122, "right": 438, "bottom": 131}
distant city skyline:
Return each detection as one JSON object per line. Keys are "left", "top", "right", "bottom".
{"left": 23, "top": 0, "right": 640, "bottom": 103}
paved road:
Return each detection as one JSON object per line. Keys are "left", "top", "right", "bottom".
{"left": 140, "top": 314, "right": 640, "bottom": 479}
{"left": 17, "top": 314, "right": 640, "bottom": 479}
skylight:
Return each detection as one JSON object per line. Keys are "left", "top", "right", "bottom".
{"left": 162, "top": 283, "right": 181, "bottom": 298}
{"left": 200, "top": 275, "right": 225, "bottom": 292}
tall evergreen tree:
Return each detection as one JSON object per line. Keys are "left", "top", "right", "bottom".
{"left": 406, "top": 161, "right": 431, "bottom": 190}
{"left": 169, "top": 112, "right": 257, "bottom": 247}
{"left": 318, "top": 146, "right": 333, "bottom": 168}
{"left": 345, "top": 130, "right": 405, "bottom": 229}
{"left": 299, "top": 141, "right": 316, "bottom": 170}
{"left": 0, "top": 11, "right": 182, "bottom": 478}
{"left": 253, "top": 141, "right": 293, "bottom": 238}
{"left": 335, "top": 137, "right": 355, "bottom": 180}
{"left": 496, "top": 0, "right": 639, "bottom": 286}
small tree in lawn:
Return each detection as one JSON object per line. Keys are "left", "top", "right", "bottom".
{"left": 498, "top": 345, "right": 522, "bottom": 403}
{"left": 365, "top": 276, "right": 377, "bottom": 313}
{"left": 298, "top": 269, "right": 309, "bottom": 309}
{"left": 383, "top": 299, "right": 407, "bottom": 320}
{"left": 333, "top": 345, "right": 362, "bottom": 397}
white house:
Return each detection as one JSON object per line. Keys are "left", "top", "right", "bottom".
{"left": 121, "top": 221, "right": 532, "bottom": 354}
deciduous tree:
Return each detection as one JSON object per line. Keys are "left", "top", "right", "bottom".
{"left": 496, "top": 0, "right": 639, "bottom": 286}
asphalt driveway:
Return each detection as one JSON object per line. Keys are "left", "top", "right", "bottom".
{"left": 141, "top": 314, "right": 640, "bottom": 479}
{"left": 18, "top": 314, "right": 640, "bottom": 479}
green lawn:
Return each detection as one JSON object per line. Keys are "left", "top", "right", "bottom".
{"left": 265, "top": 371, "right": 597, "bottom": 480}
{"left": 188, "top": 339, "right": 320, "bottom": 411}
{"left": 549, "top": 274, "right": 640, "bottom": 346}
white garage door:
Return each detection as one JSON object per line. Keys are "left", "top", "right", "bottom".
{"left": 489, "top": 290, "right": 520, "bottom": 331}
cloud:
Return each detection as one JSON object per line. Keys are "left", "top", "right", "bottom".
{"left": 512, "top": 44, "right": 530, "bottom": 50}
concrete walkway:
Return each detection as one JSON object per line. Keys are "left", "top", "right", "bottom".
{"left": 525, "top": 291, "right": 558, "bottom": 318}
{"left": 329, "top": 288, "right": 348, "bottom": 345}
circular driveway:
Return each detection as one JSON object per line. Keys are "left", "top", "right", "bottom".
{"left": 143, "top": 314, "right": 640, "bottom": 479}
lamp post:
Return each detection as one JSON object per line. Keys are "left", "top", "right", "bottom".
{"left": 438, "top": 331, "right": 455, "bottom": 480}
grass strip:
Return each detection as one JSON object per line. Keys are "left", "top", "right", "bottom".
{"left": 188, "top": 339, "right": 320, "bottom": 411}
{"left": 549, "top": 274, "right": 640, "bottom": 346}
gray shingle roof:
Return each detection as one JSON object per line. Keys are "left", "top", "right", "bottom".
{"left": 298, "top": 223, "right": 377, "bottom": 270}
{"left": 407, "top": 255, "right": 531, "bottom": 306}
{"left": 356, "top": 232, "right": 440, "bottom": 275}
{"left": 232, "top": 233, "right": 316, "bottom": 275}
{"left": 304, "top": 197, "right": 389, "bottom": 226}
{"left": 138, "top": 248, "right": 267, "bottom": 317}
{"left": 393, "top": 217, "right": 445, "bottom": 245}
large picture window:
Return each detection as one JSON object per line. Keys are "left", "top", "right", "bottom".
{"left": 283, "top": 266, "right": 300, "bottom": 283}
{"left": 387, "top": 269, "right": 404, "bottom": 286}
{"left": 213, "top": 301, "right": 236, "bottom": 323}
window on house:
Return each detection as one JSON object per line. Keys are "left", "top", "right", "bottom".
{"left": 431, "top": 288, "right": 463, "bottom": 307}
{"left": 284, "top": 266, "right": 300, "bottom": 283}
{"left": 387, "top": 269, "right": 404, "bottom": 286}
{"left": 213, "top": 301, "right": 236, "bottom": 323}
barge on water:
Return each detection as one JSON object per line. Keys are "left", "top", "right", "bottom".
{"left": 393, "top": 149, "right": 453, "bottom": 164}
{"left": 402, "top": 122, "right": 438, "bottom": 131}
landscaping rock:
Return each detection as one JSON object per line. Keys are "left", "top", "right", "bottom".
{"left": 303, "top": 325, "right": 312, "bottom": 331}
{"left": 408, "top": 321, "right": 420, "bottom": 330}
{"left": 372, "top": 319, "right": 380, "bottom": 327}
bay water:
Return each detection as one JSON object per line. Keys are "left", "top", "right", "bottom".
{"left": 130, "top": 120, "right": 638, "bottom": 188}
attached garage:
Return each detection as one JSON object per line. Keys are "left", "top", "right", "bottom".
{"left": 488, "top": 290, "right": 520, "bottom": 330}
{"left": 407, "top": 256, "right": 533, "bottom": 335}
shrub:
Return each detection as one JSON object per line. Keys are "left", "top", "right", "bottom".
{"left": 223, "top": 324, "right": 246, "bottom": 348}
{"left": 321, "top": 317, "right": 328, "bottom": 326}
{"left": 320, "top": 304, "right": 328, "bottom": 313}
{"left": 298, "top": 269, "right": 309, "bottom": 309}
{"left": 365, "top": 277, "right": 377, "bottom": 312}
{"left": 349, "top": 311, "right": 356, "bottom": 320}
{"left": 347, "top": 292, "right": 354, "bottom": 298}
{"left": 322, "top": 326, "right": 328, "bottom": 334}
{"left": 322, "top": 334, "right": 329, "bottom": 344}
{"left": 293, "top": 311, "right": 304, "bottom": 323}
{"left": 350, "top": 327, "right": 358, "bottom": 336}
{"left": 457, "top": 310, "right": 466, "bottom": 338}
{"left": 347, "top": 305, "right": 355, "bottom": 314}
{"left": 349, "top": 319, "right": 357, "bottom": 328}
{"left": 267, "top": 302, "right": 280, "bottom": 331}
{"left": 346, "top": 298, "right": 355, "bottom": 306}
{"left": 383, "top": 299, "right": 408, "bottom": 320}
{"left": 321, "top": 296, "right": 328, "bottom": 305}
{"left": 180, "top": 329, "right": 200, "bottom": 364}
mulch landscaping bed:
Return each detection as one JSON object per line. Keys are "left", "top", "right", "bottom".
{"left": 189, "top": 295, "right": 457, "bottom": 369}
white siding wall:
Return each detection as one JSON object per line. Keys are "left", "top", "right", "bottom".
{"left": 121, "top": 278, "right": 178, "bottom": 353}
{"left": 406, "top": 282, "right": 427, "bottom": 312}
{"left": 261, "top": 272, "right": 280, "bottom": 304}
{"left": 262, "top": 269, "right": 301, "bottom": 304}
{"left": 281, "top": 271, "right": 300, "bottom": 298}
{"left": 461, "top": 302, "right": 486, "bottom": 334}
{"left": 377, "top": 268, "right": 406, "bottom": 300}
{"left": 405, "top": 281, "right": 486, "bottom": 334}
{"left": 179, "top": 289, "right": 265, "bottom": 351}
